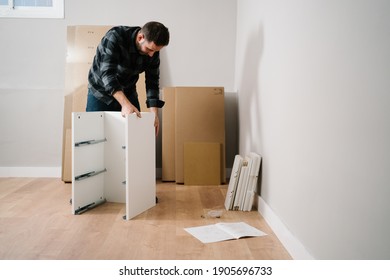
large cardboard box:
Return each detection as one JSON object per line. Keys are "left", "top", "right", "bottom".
{"left": 62, "top": 25, "right": 146, "bottom": 182}
{"left": 184, "top": 142, "right": 221, "bottom": 185}
{"left": 161, "top": 87, "right": 176, "bottom": 181}
{"left": 162, "top": 87, "right": 226, "bottom": 184}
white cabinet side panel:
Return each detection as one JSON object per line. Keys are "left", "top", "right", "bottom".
{"left": 224, "top": 155, "right": 243, "bottom": 210}
{"left": 72, "top": 112, "right": 105, "bottom": 214}
{"left": 242, "top": 153, "right": 261, "bottom": 211}
{"left": 104, "top": 112, "right": 126, "bottom": 203}
{"left": 239, "top": 156, "right": 253, "bottom": 210}
{"left": 233, "top": 156, "right": 252, "bottom": 210}
{"left": 126, "top": 113, "right": 156, "bottom": 220}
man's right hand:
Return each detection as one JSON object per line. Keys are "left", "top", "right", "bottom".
{"left": 121, "top": 102, "right": 141, "bottom": 118}
{"left": 113, "top": 91, "right": 141, "bottom": 118}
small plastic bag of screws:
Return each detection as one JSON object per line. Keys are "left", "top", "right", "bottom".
{"left": 201, "top": 208, "right": 225, "bottom": 219}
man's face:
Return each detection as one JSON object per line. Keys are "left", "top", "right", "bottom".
{"left": 137, "top": 34, "right": 163, "bottom": 57}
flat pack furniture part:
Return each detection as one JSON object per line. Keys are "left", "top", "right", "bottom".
{"left": 224, "top": 154, "right": 243, "bottom": 210}
{"left": 232, "top": 155, "right": 252, "bottom": 211}
{"left": 241, "top": 153, "right": 262, "bottom": 211}
{"left": 72, "top": 111, "right": 156, "bottom": 220}
{"left": 174, "top": 87, "right": 226, "bottom": 184}
{"left": 162, "top": 87, "right": 226, "bottom": 184}
{"left": 125, "top": 112, "right": 156, "bottom": 220}
{"left": 183, "top": 142, "right": 221, "bottom": 186}
{"left": 161, "top": 87, "right": 176, "bottom": 181}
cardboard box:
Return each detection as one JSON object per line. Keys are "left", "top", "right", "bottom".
{"left": 61, "top": 93, "right": 74, "bottom": 182}
{"left": 66, "top": 25, "right": 110, "bottom": 64}
{"left": 184, "top": 142, "right": 221, "bottom": 185}
{"left": 161, "top": 87, "right": 226, "bottom": 184}
{"left": 161, "top": 87, "right": 176, "bottom": 181}
{"left": 175, "top": 87, "right": 226, "bottom": 184}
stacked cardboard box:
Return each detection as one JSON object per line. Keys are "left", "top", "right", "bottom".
{"left": 162, "top": 87, "right": 226, "bottom": 185}
{"left": 62, "top": 25, "right": 146, "bottom": 182}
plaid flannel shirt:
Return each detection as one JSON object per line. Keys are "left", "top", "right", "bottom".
{"left": 88, "top": 26, "right": 165, "bottom": 108}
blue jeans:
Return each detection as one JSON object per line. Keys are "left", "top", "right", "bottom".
{"left": 86, "top": 88, "right": 141, "bottom": 112}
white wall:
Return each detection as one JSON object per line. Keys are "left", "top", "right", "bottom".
{"left": 0, "top": 20, "right": 66, "bottom": 174}
{"left": 236, "top": 0, "right": 390, "bottom": 259}
{"left": 0, "top": 0, "right": 237, "bottom": 175}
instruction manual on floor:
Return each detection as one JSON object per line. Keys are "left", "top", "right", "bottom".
{"left": 184, "top": 222, "right": 267, "bottom": 243}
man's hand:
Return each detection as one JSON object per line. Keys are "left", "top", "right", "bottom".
{"left": 113, "top": 91, "right": 159, "bottom": 136}
{"left": 150, "top": 107, "right": 160, "bottom": 137}
{"left": 121, "top": 102, "right": 141, "bottom": 118}
{"left": 113, "top": 91, "right": 141, "bottom": 118}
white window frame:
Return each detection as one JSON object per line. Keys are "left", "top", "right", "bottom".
{"left": 0, "top": 0, "right": 64, "bottom": 19}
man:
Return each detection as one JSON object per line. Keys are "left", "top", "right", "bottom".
{"left": 86, "top": 21, "right": 170, "bottom": 136}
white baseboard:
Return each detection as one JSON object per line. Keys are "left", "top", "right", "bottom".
{"left": 0, "top": 167, "right": 62, "bottom": 178}
{"left": 257, "top": 195, "right": 314, "bottom": 260}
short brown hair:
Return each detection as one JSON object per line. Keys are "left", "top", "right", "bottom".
{"left": 141, "top": 21, "right": 170, "bottom": 46}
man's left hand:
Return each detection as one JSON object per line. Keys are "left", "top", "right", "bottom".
{"left": 150, "top": 107, "right": 160, "bottom": 137}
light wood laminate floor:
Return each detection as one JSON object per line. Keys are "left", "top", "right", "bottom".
{"left": 0, "top": 178, "right": 291, "bottom": 260}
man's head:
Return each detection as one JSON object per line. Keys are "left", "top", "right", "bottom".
{"left": 136, "top": 21, "right": 170, "bottom": 57}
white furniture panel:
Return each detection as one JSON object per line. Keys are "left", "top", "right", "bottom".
{"left": 224, "top": 154, "right": 243, "bottom": 210}
{"left": 126, "top": 113, "right": 156, "bottom": 220}
{"left": 224, "top": 152, "right": 262, "bottom": 211}
{"left": 72, "top": 111, "right": 156, "bottom": 219}
{"left": 72, "top": 112, "right": 106, "bottom": 214}
{"left": 242, "top": 153, "right": 261, "bottom": 211}
{"left": 104, "top": 112, "right": 126, "bottom": 203}
{"left": 233, "top": 155, "right": 251, "bottom": 211}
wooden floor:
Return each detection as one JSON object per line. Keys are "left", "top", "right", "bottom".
{"left": 0, "top": 178, "right": 291, "bottom": 260}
